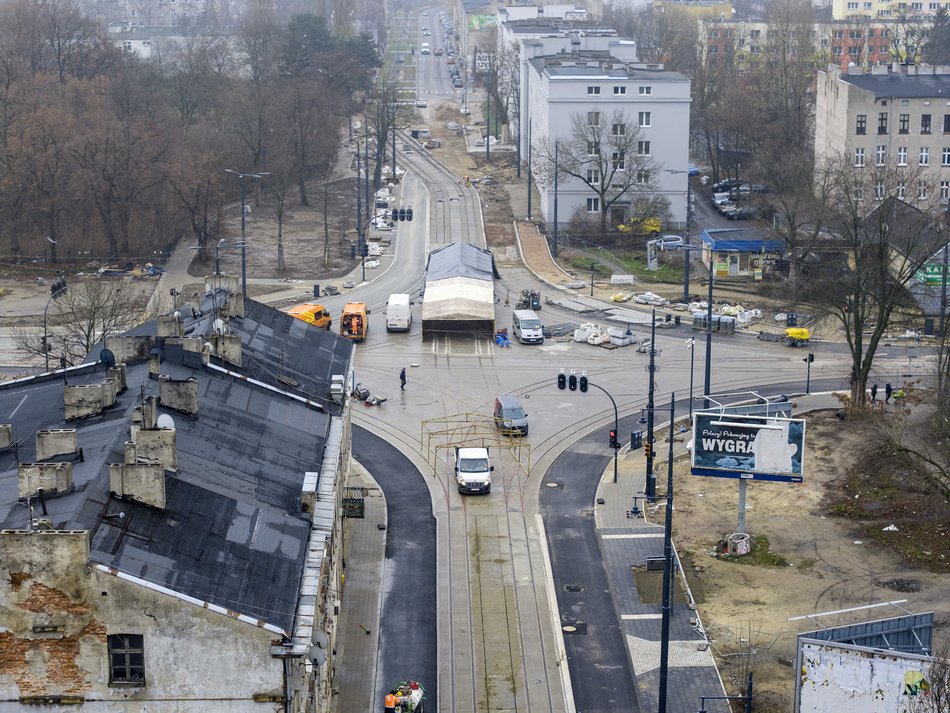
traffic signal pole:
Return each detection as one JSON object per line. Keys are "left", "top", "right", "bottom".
{"left": 557, "top": 370, "right": 619, "bottom": 482}
{"left": 646, "top": 310, "right": 658, "bottom": 499}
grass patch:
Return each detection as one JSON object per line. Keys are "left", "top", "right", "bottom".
{"left": 719, "top": 535, "right": 789, "bottom": 567}
{"left": 613, "top": 249, "right": 685, "bottom": 284}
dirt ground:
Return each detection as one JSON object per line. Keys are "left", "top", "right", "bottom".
{"left": 669, "top": 408, "right": 950, "bottom": 711}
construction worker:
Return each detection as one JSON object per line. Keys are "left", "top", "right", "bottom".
{"left": 384, "top": 689, "right": 398, "bottom": 713}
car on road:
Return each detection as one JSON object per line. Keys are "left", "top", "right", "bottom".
{"left": 688, "top": 163, "right": 700, "bottom": 176}
{"left": 423, "top": 29, "right": 431, "bottom": 36}
{"left": 422, "top": 9, "right": 428, "bottom": 14}
{"left": 416, "top": 98, "right": 427, "bottom": 108}
{"left": 434, "top": 47, "right": 443, "bottom": 56}
{"left": 654, "top": 235, "right": 684, "bottom": 251}
{"left": 452, "top": 77, "right": 463, "bottom": 88}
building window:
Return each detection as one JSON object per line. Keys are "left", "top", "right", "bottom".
{"left": 868, "top": 29, "right": 875, "bottom": 37}
{"left": 880, "top": 44, "right": 889, "bottom": 52}
{"left": 897, "top": 146, "right": 908, "bottom": 165}
{"left": 899, "top": 114, "right": 909, "bottom": 133}
{"left": 587, "top": 86, "right": 601, "bottom": 95}
{"left": 821, "top": 38, "right": 829, "bottom": 47}
{"left": 636, "top": 170, "right": 650, "bottom": 184}
{"left": 868, "top": 45, "right": 875, "bottom": 53}
{"left": 638, "top": 112, "right": 651, "bottom": 127}
{"left": 109, "top": 634, "right": 145, "bottom": 686}
{"left": 613, "top": 86, "right": 626, "bottom": 95}
{"left": 917, "top": 180, "right": 927, "bottom": 200}
{"left": 848, "top": 46, "right": 860, "bottom": 56}
{"left": 941, "top": 180, "right": 950, "bottom": 201}
{"left": 587, "top": 141, "right": 600, "bottom": 155}
{"left": 876, "top": 144, "right": 887, "bottom": 165}
{"left": 922, "top": 114, "right": 932, "bottom": 133}
{"left": 878, "top": 112, "right": 888, "bottom": 134}
{"left": 834, "top": 29, "right": 844, "bottom": 39}
{"left": 943, "top": 147, "right": 950, "bottom": 165}
{"left": 751, "top": 45, "right": 760, "bottom": 54}
{"left": 587, "top": 111, "right": 600, "bottom": 127}
{"left": 854, "top": 147, "right": 865, "bottom": 166}
{"left": 856, "top": 115, "right": 867, "bottom": 135}
{"left": 637, "top": 140, "right": 650, "bottom": 155}
{"left": 847, "top": 1, "right": 858, "bottom": 7}
{"left": 586, "top": 197, "right": 600, "bottom": 212}
{"left": 611, "top": 123, "right": 625, "bottom": 136}
{"left": 897, "top": 181, "right": 907, "bottom": 199}
{"left": 833, "top": 47, "right": 843, "bottom": 56}
{"left": 943, "top": 114, "right": 950, "bottom": 132}
{"left": 638, "top": 86, "right": 651, "bottom": 95}
{"left": 587, "top": 169, "right": 600, "bottom": 183}
{"left": 709, "top": 45, "right": 719, "bottom": 54}
{"left": 920, "top": 146, "right": 930, "bottom": 165}
{"left": 875, "top": 180, "right": 886, "bottom": 200}
{"left": 750, "top": 29, "right": 761, "bottom": 37}
{"left": 612, "top": 151, "right": 626, "bottom": 170}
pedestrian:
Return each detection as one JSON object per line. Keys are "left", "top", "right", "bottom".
{"left": 885, "top": 382, "right": 893, "bottom": 404}
{"left": 400, "top": 368, "right": 407, "bottom": 391}
{"left": 384, "top": 690, "right": 398, "bottom": 713}
{"left": 870, "top": 383, "right": 878, "bottom": 402}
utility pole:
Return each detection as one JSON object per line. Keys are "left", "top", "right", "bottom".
{"left": 704, "top": 254, "right": 714, "bottom": 409}
{"left": 527, "top": 124, "right": 533, "bottom": 220}
{"left": 646, "top": 309, "right": 658, "bottom": 499}
{"left": 657, "top": 393, "right": 676, "bottom": 713}
{"left": 364, "top": 130, "right": 370, "bottom": 222}
{"left": 486, "top": 92, "right": 491, "bottom": 162}
{"left": 225, "top": 169, "right": 269, "bottom": 299}
{"left": 553, "top": 140, "right": 559, "bottom": 257}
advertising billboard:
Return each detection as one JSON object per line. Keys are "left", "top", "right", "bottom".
{"left": 691, "top": 412, "right": 805, "bottom": 482}
{"left": 468, "top": 13, "right": 497, "bottom": 30}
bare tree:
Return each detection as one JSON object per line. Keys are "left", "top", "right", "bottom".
{"left": 798, "top": 157, "right": 944, "bottom": 410}
{"left": 13, "top": 278, "right": 144, "bottom": 366}
{"left": 906, "top": 641, "right": 950, "bottom": 713}
{"left": 533, "top": 109, "right": 659, "bottom": 239}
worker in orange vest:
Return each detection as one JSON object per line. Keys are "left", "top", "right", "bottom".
{"left": 384, "top": 689, "right": 399, "bottom": 713}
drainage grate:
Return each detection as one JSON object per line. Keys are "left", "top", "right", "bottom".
{"left": 564, "top": 584, "right": 583, "bottom": 593}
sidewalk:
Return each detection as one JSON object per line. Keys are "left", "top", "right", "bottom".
{"left": 591, "top": 391, "right": 843, "bottom": 713}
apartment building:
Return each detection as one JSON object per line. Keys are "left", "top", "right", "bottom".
{"left": 829, "top": 0, "right": 949, "bottom": 20}
{"left": 524, "top": 51, "right": 691, "bottom": 229}
{"left": 815, "top": 63, "right": 950, "bottom": 206}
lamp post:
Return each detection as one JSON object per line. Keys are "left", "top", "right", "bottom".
{"left": 704, "top": 246, "right": 714, "bottom": 410}
{"left": 553, "top": 139, "right": 559, "bottom": 257}
{"left": 665, "top": 168, "right": 693, "bottom": 303}
{"left": 657, "top": 393, "right": 677, "bottom": 713}
{"left": 645, "top": 309, "right": 658, "bottom": 499}
{"left": 224, "top": 169, "right": 269, "bottom": 299}
{"left": 686, "top": 338, "right": 696, "bottom": 420}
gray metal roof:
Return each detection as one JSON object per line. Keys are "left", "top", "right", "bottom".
{"left": 529, "top": 55, "right": 688, "bottom": 82}
{"left": 842, "top": 72, "right": 950, "bottom": 98}
{"left": 426, "top": 242, "right": 495, "bottom": 281}
{"left": 0, "top": 348, "right": 332, "bottom": 634}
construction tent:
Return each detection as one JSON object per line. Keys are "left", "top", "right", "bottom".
{"left": 422, "top": 243, "right": 496, "bottom": 337}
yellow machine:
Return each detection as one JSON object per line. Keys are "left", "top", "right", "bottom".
{"left": 785, "top": 327, "right": 810, "bottom": 346}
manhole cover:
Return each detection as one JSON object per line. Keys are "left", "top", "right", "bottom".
{"left": 560, "top": 621, "right": 588, "bottom": 635}
{"left": 564, "top": 584, "right": 583, "bottom": 593}
{"left": 562, "top": 625, "right": 576, "bottom": 633}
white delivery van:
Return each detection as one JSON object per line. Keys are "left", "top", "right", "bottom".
{"left": 512, "top": 310, "right": 544, "bottom": 344}
{"left": 420, "top": 42, "right": 430, "bottom": 55}
{"left": 386, "top": 293, "right": 413, "bottom": 332}
{"left": 455, "top": 447, "right": 492, "bottom": 494}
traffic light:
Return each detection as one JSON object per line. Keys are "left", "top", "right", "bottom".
{"left": 398, "top": 208, "right": 407, "bottom": 221}
{"left": 361, "top": 241, "right": 369, "bottom": 257}
{"left": 804, "top": 352, "right": 815, "bottom": 363}
{"left": 350, "top": 242, "right": 357, "bottom": 259}
{"left": 644, "top": 442, "right": 653, "bottom": 458}
{"left": 631, "top": 431, "right": 643, "bottom": 450}
{"left": 579, "top": 375, "right": 588, "bottom": 393}
{"left": 391, "top": 208, "right": 399, "bottom": 222}
{"left": 609, "top": 429, "right": 618, "bottom": 449}
{"left": 406, "top": 207, "right": 413, "bottom": 221}
{"left": 568, "top": 374, "right": 577, "bottom": 391}
{"left": 557, "top": 372, "right": 566, "bottom": 390}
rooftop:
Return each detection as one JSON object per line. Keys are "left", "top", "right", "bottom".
{"left": 841, "top": 68, "right": 950, "bottom": 98}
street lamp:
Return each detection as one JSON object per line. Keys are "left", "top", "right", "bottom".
{"left": 704, "top": 244, "right": 714, "bottom": 410}
{"left": 686, "top": 338, "right": 696, "bottom": 420}
{"left": 665, "top": 168, "right": 693, "bottom": 304}
{"left": 224, "top": 169, "right": 269, "bottom": 299}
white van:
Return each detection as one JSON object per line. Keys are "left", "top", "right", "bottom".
{"left": 420, "top": 42, "right": 430, "bottom": 55}
{"left": 386, "top": 293, "right": 413, "bottom": 332}
{"left": 512, "top": 310, "right": 544, "bottom": 344}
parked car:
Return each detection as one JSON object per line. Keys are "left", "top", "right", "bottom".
{"left": 415, "top": 98, "right": 427, "bottom": 108}
{"left": 447, "top": 56, "right": 455, "bottom": 64}
{"left": 711, "top": 191, "right": 732, "bottom": 206}
{"left": 452, "top": 77, "right": 463, "bottom": 88}
{"left": 687, "top": 163, "right": 700, "bottom": 176}
{"left": 712, "top": 178, "right": 741, "bottom": 192}
{"left": 727, "top": 206, "right": 759, "bottom": 220}
{"left": 655, "top": 235, "right": 684, "bottom": 250}
{"left": 718, "top": 202, "right": 738, "bottom": 216}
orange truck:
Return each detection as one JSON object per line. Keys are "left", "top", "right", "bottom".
{"left": 340, "top": 302, "right": 370, "bottom": 341}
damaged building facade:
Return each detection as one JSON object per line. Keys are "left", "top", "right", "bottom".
{"left": 0, "top": 276, "right": 355, "bottom": 712}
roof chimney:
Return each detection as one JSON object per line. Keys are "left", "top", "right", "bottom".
{"left": 18, "top": 462, "right": 73, "bottom": 499}
{"left": 35, "top": 429, "right": 78, "bottom": 462}
{"left": 158, "top": 375, "right": 199, "bottom": 415}
{"left": 0, "top": 530, "right": 90, "bottom": 600}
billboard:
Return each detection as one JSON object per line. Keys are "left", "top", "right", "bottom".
{"left": 691, "top": 412, "right": 805, "bottom": 482}
{"left": 468, "top": 13, "right": 497, "bottom": 30}
{"left": 795, "top": 639, "right": 935, "bottom": 713}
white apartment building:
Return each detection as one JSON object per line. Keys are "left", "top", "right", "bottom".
{"left": 830, "top": 0, "right": 949, "bottom": 20}
{"left": 523, "top": 52, "right": 691, "bottom": 229}
{"left": 815, "top": 64, "right": 950, "bottom": 206}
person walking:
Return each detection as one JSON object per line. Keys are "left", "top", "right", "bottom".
{"left": 400, "top": 368, "right": 407, "bottom": 391}
{"left": 885, "top": 382, "right": 893, "bottom": 404}
{"left": 870, "top": 383, "right": 878, "bottom": 402}
{"left": 384, "top": 690, "right": 398, "bottom": 713}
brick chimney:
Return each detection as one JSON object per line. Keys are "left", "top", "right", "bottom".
{"left": 17, "top": 462, "right": 73, "bottom": 499}
{"left": 158, "top": 375, "right": 199, "bottom": 415}
{"left": 35, "top": 429, "right": 78, "bottom": 462}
